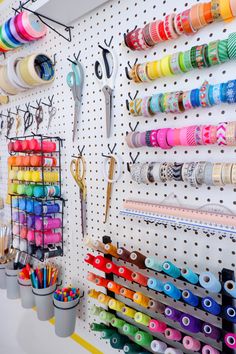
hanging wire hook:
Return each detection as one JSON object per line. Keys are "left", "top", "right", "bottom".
{"left": 101, "top": 143, "right": 117, "bottom": 158}
{"left": 77, "top": 145, "right": 85, "bottom": 156}
{"left": 127, "top": 152, "right": 140, "bottom": 172}
{"left": 128, "top": 122, "right": 139, "bottom": 132}
{"left": 104, "top": 36, "right": 113, "bottom": 48}
{"left": 42, "top": 95, "right": 54, "bottom": 107}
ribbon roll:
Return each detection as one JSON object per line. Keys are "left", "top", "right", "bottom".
{"left": 183, "top": 336, "right": 201, "bottom": 351}
{"left": 223, "top": 305, "right": 236, "bottom": 323}
{"left": 224, "top": 333, "right": 236, "bottom": 349}
{"left": 180, "top": 314, "right": 202, "bottom": 333}
{"left": 201, "top": 297, "right": 221, "bottom": 315}
{"left": 151, "top": 340, "right": 167, "bottom": 353}
{"left": 199, "top": 272, "right": 222, "bottom": 293}
{"left": 162, "top": 261, "right": 181, "bottom": 278}
{"left": 224, "top": 280, "right": 236, "bottom": 297}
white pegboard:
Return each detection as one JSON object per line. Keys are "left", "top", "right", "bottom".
{"left": 0, "top": 0, "right": 236, "bottom": 352}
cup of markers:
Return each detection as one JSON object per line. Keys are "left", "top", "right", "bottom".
{"left": 31, "top": 265, "right": 58, "bottom": 321}
{"left": 53, "top": 287, "right": 80, "bottom": 338}
{"left": 18, "top": 264, "right": 35, "bottom": 309}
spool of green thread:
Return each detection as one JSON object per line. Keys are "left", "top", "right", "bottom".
{"left": 110, "top": 333, "right": 126, "bottom": 349}
{"left": 99, "top": 310, "right": 115, "bottom": 323}
{"left": 17, "top": 184, "right": 25, "bottom": 195}
{"left": 90, "top": 323, "right": 108, "bottom": 332}
{"left": 25, "top": 184, "right": 34, "bottom": 197}
{"left": 101, "top": 328, "right": 117, "bottom": 339}
{"left": 9, "top": 183, "right": 18, "bottom": 194}
{"left": 90, "top": 305, "right": 103, "bottom": 316}
{"left": 123, "top": 342, "right": 141, "bottom": 353}
{"left": 134, "top": 331, "right": 153, "bottom": 347}
{"left": 134, "top": 312, "right": 151, "bottom": 326}
{"left": 111, "top": 317, "right": 126, "bottom": 329}
{"left": 123, "top": 323, "right": 139, "bottom": 337}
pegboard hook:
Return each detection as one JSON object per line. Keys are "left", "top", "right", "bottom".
{"left": 127, "top": 152, "right": 140, "bottom": 172}
{"left": 128, "top": 122, "right": 139, "bottom": 132}
{"left": 104, "top": 36, "right": 113, "bottom": 48}
{"left": 42, "top": 95, "right": 54, "bottom": 107}
{"left": 77, "top": 145, "right": 85, "bottom": 156}
{"left": 125, "top": 59, "right": 138, "bottom": 80}
{"left": 101, "top": 143, "right": 117, "bottom": 158}
{"left": 30, "top": 99, "right": 42, "bottom": 110}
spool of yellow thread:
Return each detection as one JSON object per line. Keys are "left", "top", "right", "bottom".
{"left": 108, "top": 299, "right": 124, "bottom": 312}
{"left": 31, "top": 171, "right": 42, "bottom": 183}
{"left": 88, "top": 289, "right": 101, "bottom": 299}
{"left": 44, "top": 171, "right": 59, "bottom": 183}
{"left": 133, "top": 292, "right": 150, "bottom": 308}
{"left": 17, "top": 170, "right": 25, "bottom": 181}
{"left": 98, "top": 293, "right": 112, "bottom": 305}
{"left": 104, "top": 243, "right": 119, "bottom": 258}
{"left": 122, "top": 306, "right": 137, "bottom": 318}
{"left": 24, "top": 170, "right": 32, "bottom": 182}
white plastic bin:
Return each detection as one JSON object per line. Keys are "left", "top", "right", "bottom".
{"left": 54, "top": 297, "right": 79, "bottom": 337}
{"left": 33, "top": 283, "right": 56, "bottom": 321}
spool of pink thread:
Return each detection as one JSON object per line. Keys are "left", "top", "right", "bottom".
{"left": 165, "top": 328, "right": 182, "bottom": 341}
{"left": 35, "top": 231, "right": 62, "bottom": 246}
{"left": 202, "top": 345, "right": 220, "bottom": 354}
{"left": 149, "top": 319, "right": 167, "bottom": 333}
{"left": 35, "top": 217, "right": 62, "bottom": 230}
{"left": 20, "top": 227, "right": 28, "bottom": 239}
{"left": 183, "top": 336, "right": 201, "bottom": 351}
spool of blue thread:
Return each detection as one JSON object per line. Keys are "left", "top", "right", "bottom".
{"left": 181, "top": 267, "right": 199, "bottom": 284}
{"left": 26, "top": 199, "right": 34, "bottom": 213}
{"left": 224, "top": 280, "right": 236, "bottom": 298}
{"left": 148, "top": 277, "right": 164, "bottom": 292}
{"left": 12, "top": 197, "right": 19, "bottom": 208}
{"left": 182, "top": 290, "right": 199, "bottom": 307}
{"left": 223, "top": 306, "right": 236, "bottom": 323}
{"left": 163, "top": 282, "right": 181, "bottom": 300}
{"left": 145, "top": 257, "right": 162, "bottom": 272}
{"left": 18, "top": 198, "right": 26, "bottom": 210}
{"left": 199, "top": 272, "right": 222, "bottom": 293}
{"left": 33, "top": 185, "right": 45, "bottom": 198}
{"left": 201, "top": 297, "right": 221, "bottom": 316}
{"left": 162, "top": 261, "right": 181, "bottom": 279}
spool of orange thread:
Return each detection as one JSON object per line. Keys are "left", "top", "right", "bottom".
{"left": 132, "top": 272, "right": 149, "bottom": 286}
{"left": 104, "top": 243, "right": 119, "bottom": 258}
{"left": 120, "top": 287, "right": 135, "bottom": 300}
{"left": 107, "top": 281, "right": 123, "bottom": 294}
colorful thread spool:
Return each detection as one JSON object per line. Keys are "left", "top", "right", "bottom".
{"left": 145, "top": 257, "right": 163, "bottom": 272}
{"left": 148, "top": 299, "right": 165, "bottom": 313}
{"left": 106, "top": 261, "right": 119, "bottom": 275}
{"left": 35, "top": 217, "right": 62, "bottom": 230}
{"left": 104, "top": 243, "right": 119, "bottom": 258}
{"left": 84, "top": 253, "right": 95, "bottom": 265}
{"left": 162, "top": 261, "right": 181, "bottom": 278}
{"left": 90, "top": 305, "right": 103, "bottom": 316}
{"left": 151, "top": 340, "right": 167, "bottom": 353}
{"left": 98, "top": 293, "right": 112, "bottom": 306}
{"left": 122, "top": 306, "right": 137, "bottom": 318}
{"left": 134, "top": 331, "right": 153, "bottom": 347}
{"left": 149, "top": 319, "right": 167, "bottom": 333}
{"left": 182, "top": 289, "right": 199, "bottom": 307}
{"left": 181, "top": 267, "right": 199, "bottom": 284}
{"left": 224, "top": 280, "right": 236, "bottom": 297}
{"left": 165, "top": 328, "right": 182, "bottom": 341}
{"left": 202, "top": 323, "right": 221, "bottom": 340}
{"left": 88, "top": 289, "right": 101, "bottom": 299}
{"left": 133, "top": 292, "right": 150, "bottom": 308}
{"left": 101, "top": 328, "right": 116, "bottom": 339}
{"left": 163, "top": 282, "right": 181, "bottom": 300}
{"left": 165, "top": 306, "right": 182, "bottom": 321}
{"left": 123, "top": 323, "right": 139, "bottom": 336}
{"left": 123, "top": 343, "right": 141, "bottom": 353}
{"left": 26, "top": 214, "right": 36, "bottom": 228}
{"left": 202, "top": 345, "right": 220, "bottom": 353}
{"left": 134, "top": 312, "right": 151, "bottom": 326}
{"left": 108, "top": 299, "right": 124, "bottom": 312}
{"left": 129, "top": 251, "right": 147, "bottom": 268}
{"left": 224, "top": 333, "right": 236, "bottom": 349}
{"left": 118, "top": 266, "right": 133, "bottom": 281}
{"left": 120, "top": 287, "right": 135, "bottom": 300}
{"left": 93, "top": 255, "right": 109, "bottom": 272}
{"left": 110, "top": 333, "right": 127, "bottom": 349}
{"left": 99, "top": 310, "right": 115, "bottom": 323}
{"left": 93, "top": 240, "right": 107, "bottom": 253}
{"left": 164, "top": 349, "right": 183, "bottom": 354}
{"left": 199, "top": 272, "right": 222, "bottom": 293}
{"left": 90, "top": 323, "right": 108, "bottom": 331}
{"left": 180, "top": 314, "right": 202, "bottom": 333}
{"left": 87, "top": 272, "right": 97, "bottom": 283}
{"left": 183, "top": 336, "right": 201, "bottom": 351}
{"left": 132, "top": 271, "right": 148, "bottom": 286}
{"left": 117, "top": 247, "right": 131, "bottom": 261}
{"left": 111, "top": 317, "right": 126, "bottom": 329}
{"left": 148, "top": 277, "right": 164, "bottom": 292}
{"left": 201, "top": 297, "right": 221, "bottom": 315}
{"left": 223, "top": 305, "right": 236, "bottom": 323}
{"left": 107, "top": 281, "right": 122, "bottom": 295}
{"left": 95, "top": 276, "right": 109, "bottom": 288}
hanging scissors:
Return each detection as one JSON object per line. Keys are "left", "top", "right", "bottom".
{"left": 66, "top": 61, "right": 84, "bottom": 142}
{"left": 70, "top": 156, "right": 86, "bottom": 237}
{"left": 94, "top": 39, "right": 118, "bottom": 138}
{"left": 48, "top": 105, "right": 57, "bottom": 129}
{"left": 24, "top": 107, "right": 34, "bottom": 134}
{"left": 7, "top": 114, "right": 14, "bottom": 136}
{"left": 35, "top": 105, "right": 44, "bottom": 133}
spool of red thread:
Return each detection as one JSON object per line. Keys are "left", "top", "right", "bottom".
{"left": 132, "top": 271, "right": 148, "bottom": 286}
{"left": 28, "top": 138, "right": 41, "bottom": 151}
{"left": 93, "top": 255, "right": 109, "bottom": 272}
{"left": 84, "top": 253, "right": 95, "bottom": 265}
{"left": 106, "top": 261, "right": 120, "bottom": 275}
{"left": 118, "top": 266, "right": 133, "bottom": 281}
{"left": 8, "top": 141, "right": 15, "bottom": 152}
{"left": 21, "top": 140, "right": 30, "bottom": 151}
{"left": 95, "top": 276, "right": 110, "bottom": 288}
{"left": 13, "top": 140, "right": 23, "bottom": 152}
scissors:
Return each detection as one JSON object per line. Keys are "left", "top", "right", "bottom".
{"left": 35, "top": 105, "right": 43, "bottom": 133}
{"left": 24, "top": 109, "right": 34, "bottom": 134}
{"left": 95, "top": 42, "right": 118, "bottom": 138}
{"left": 70, "top": 156, "right": 86, "bottom": 237}
{"left": 48, "top": 105, "right": 57, "bottom": 129}
{"left": 7, "top": 115, "right": 14, "bottom": 136}
{"left": 66, "top": 61, "right": 84, "bottom": 142}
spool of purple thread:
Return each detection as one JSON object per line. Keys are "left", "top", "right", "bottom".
{"left": 180, "top": 314, "right": 202, "bottom": 333}
{"left": 12, "top": 212, "right": 19, "bottom": 222}
{"left": 19, "top": 212, "right": 26, "bottom": 224}
{"left": 165, "top": 306, "right": 182, "bottom": 322}
{"left": 27, "top": 215, "right": 36, "bottom": 228}
{"left": 202, "top": 323, "right": 221, "bottom": 340}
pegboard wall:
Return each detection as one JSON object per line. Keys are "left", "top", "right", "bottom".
{"left": 0, "top": 0, "right": 236, "bottom": 352}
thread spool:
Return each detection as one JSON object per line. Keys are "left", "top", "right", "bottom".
{"left": 118, "top": 266, "right": 133, "bottom": 281}
{"left": 104, "top": 243, "right": 119, "bottom": 258}
{"left": 201, "top": 297, "right": 221, "bottom": 315}
{"left": 145, "top": 257, "right": 163, "bottom": 272}
{"left": 165, "top": 307, "right": 182, "bottom": 321}
{"left": 87, "top": 272, "right": 97, "bottom": 283}
{"left": 162, "top": 261, "right": 181, "bottom": 278}
{"left": 224, "top": 280, "right": 236, "bottom": 297}
{"left": 90, "top": 305, "right": 103, "bottom": 316}
{"left": 223, "top": 305, "right": 236, "bottom": 323}
{"left": 165, "top": 328, "right": 182, "bottom": 341}
{"left": 164, "top": 349, "right": 183, "bottom": 354}
{"left": 134, "top": 312, "right": 151, "bottom": 326}
{"left": 181, "top": 267, "right": 199, "bottom": 284}
{"left": 101, "top": 328, "right": 116, "bottom": 339}
{"left": 123, "top": 323, "right": 139, "bottom": 336}
{"left": 88, "top": 289, "right": 101, "bottom": 299}
{"left": 131, "top": 271, "right": 148, "bottom": 286}
{"left": 151, "top": 340, "right": 167, "bottom": 353}
{"left": 106, "top": 261, "right": 119, "bottom": 275}
{"left": 110, "top": 333, "right": 126, "bottom": 349}
{"left": 117, "top": 247, "right": 131, "bottom": 261}
{"left": 107, "top": 281, "right": 122, "bottom": 294}
{"left": 93, "top": 255, "right": 109, "bottom": 272}
{"left": 20, "top": 226, "right": 27, "bottom": 239}
{"left": 97, "top": 293, "right": 112, "bottom": 306}
{"left": 35, "top": 217, "right": 61, "bottom": 230}
{"left": 84, "top": 253, "right": 95, "bottom": 265}
{"left": 122, "top": 306, "right": 137, "bottom": 318}
{"left": 202, "top": 323, "right": 221, "bottom": 340}
{"left": 183, "top": 336, "right": 201, "bottom": 351}
{"left": 111, "top": 317, "right": 126, "bottom": 329}
{"left": 129, "top": 251, "right": 146, "bottom": 269}
{"left": 93, "top": 240, "right": 107, "bottom": 253}
{"left": 180, "top": 314, "right": 202, "bottom": 333}
{"left": 99, "top": 310, "right": 115, "bottom": 323}
{"left": 123, "top": 343, "right": 141, "bottom": 353}
{"left": 148, "top": 277, "right": 164, "bottom": 292}
{"left": 164, "top": 282, "right": 181, "bottom": 300}
{"left": 133, "top": 292, "right": 150, "bottom": 308}
{"left": 134, "top": 331, "right": 153, "bottom": 347}
{"left": 120, "top": 287, "right": 135, "bottom": 300}
{"left": 224, "top": 333, "right": 236, "bottom": 349}
{"left": 182, "top": 289, "right": 199, "bottom": 307}
{"left": 108, "top": 299, "right": 124, "bottom": 312}
{"left": 148, "top": 299, "right": 165, "bottom": 313}
{"left": 202, "top": 344, "right": 220, "bottom": 353}
{"left": 90, "top": 323, "right": 108, "bottom": 331}
{"left": 84, "top": 237, "right": 97, "bottom": 250}
{"left": 95, "top": 276, "right": 109, "bottom": 288}
{"left": 199, "top": 272, "right": 222, "bottom": 293}
{"left": 149, "top": 319, "right": 167, "bottom": 333}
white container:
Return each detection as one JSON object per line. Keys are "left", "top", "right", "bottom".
{"left": 0, "top": 266, "right": 6, "bottom": 289}
{"left": 54, "top": 297, "right": 79, "bottom": 337}
{"left": 33, "top": 283, "right": 56, "bottom": 321}
{"left": 5, "top": 263, "right": 20, "bottom": 299}
{"left": 19, "top": 278, "right": 35, "bottom": 309}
